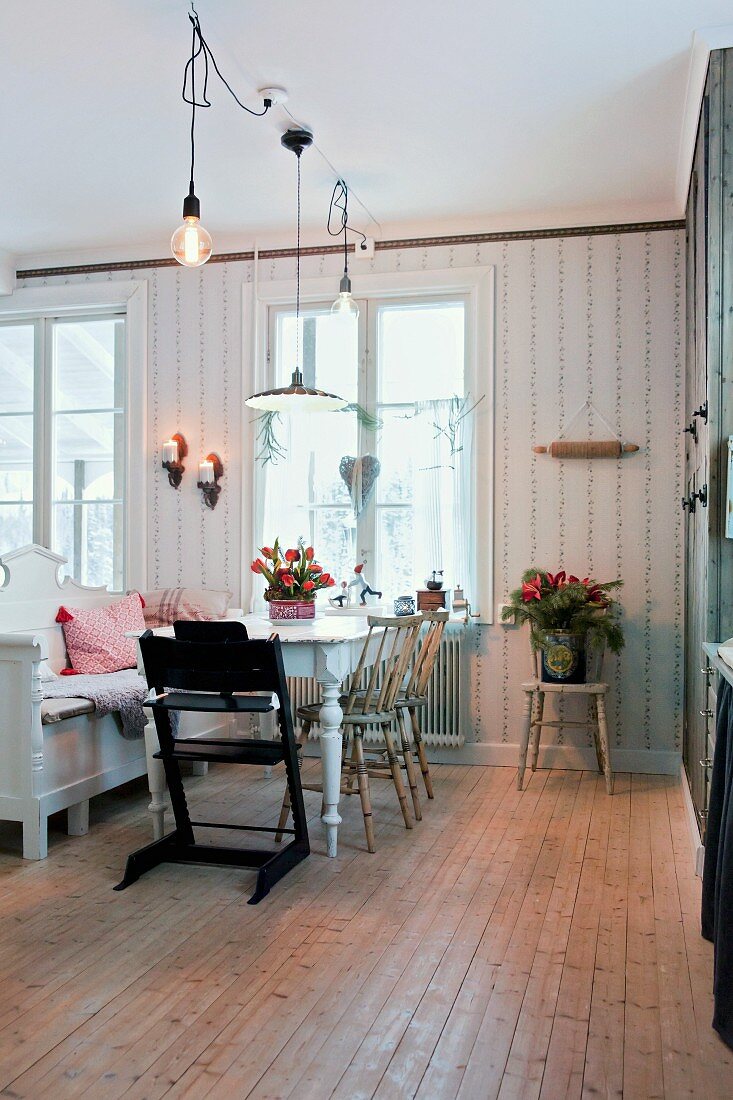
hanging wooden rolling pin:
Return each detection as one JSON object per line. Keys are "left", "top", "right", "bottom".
{"left": 533, "top": 400, "right": 639, "bottom": 458}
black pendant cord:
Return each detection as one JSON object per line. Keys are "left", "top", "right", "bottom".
{"left": 327, "top": 180, "right": 367, "bottom": 278}
{"left": 186, "top": 14, "right": 206, "bottom": 193}
{"left": 295, "top": 152, "right": 302, "bottom": 381}
{"left": 182, "top": 4, "right": 272, "bottom": 195}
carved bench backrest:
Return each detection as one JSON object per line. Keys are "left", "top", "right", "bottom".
{"left": 0, "top": 544, "right": 117, "bottom": 672}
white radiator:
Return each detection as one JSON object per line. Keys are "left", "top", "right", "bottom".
{"left": 286, "top": 630, "right": 465, "bottom": 749}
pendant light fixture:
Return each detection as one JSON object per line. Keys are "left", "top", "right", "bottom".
{"left": 246, "top": 130, "right": 348, "bottom": 413}
{"left": 327, "top": 179, "right": 363, "bottom": 319}
{"left": 172, "top": 5, "right": 272, "bottom": 267}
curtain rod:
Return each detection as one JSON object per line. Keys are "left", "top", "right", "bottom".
{"left": 16, "top": 219, "right": 684, "bottom": 280}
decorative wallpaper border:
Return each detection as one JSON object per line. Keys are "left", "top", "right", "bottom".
{"left": 16, "top": 220, "right": 685, "bottom": 280}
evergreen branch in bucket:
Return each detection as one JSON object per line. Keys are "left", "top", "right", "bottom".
{"left": 502, "top": 568, "right": 625, "bottom": 653}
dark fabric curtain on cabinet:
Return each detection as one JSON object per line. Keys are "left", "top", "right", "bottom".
{"left": 702, "top": 677, "right": 733, "bottom": 1049}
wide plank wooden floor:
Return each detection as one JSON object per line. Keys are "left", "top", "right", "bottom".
{"left": 0, "top": 762, "right": 731, "bottom": 1099}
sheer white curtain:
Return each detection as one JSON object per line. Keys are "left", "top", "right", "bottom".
{"left": 410, "top": 399, "right": 475, "bottom": 602}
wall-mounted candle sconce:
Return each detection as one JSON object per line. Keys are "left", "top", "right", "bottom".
{"left": 161, "top": 433, "right": 187, "bottom": 488}
{"left": 198, "top": 453, "right": 224, "bottom": 509}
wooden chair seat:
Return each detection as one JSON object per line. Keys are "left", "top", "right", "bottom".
{"left": 297, "top": 699, "right": 396, "bottom": 726}
{"left": 520, "top": 679, "right": 607, "bottom": 694}
{"left": 351, "top": 688, "right": 427, "bottom": 709}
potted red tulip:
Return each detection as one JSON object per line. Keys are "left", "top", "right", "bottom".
{"left": 502, "top": 569, "right": 624, "bottom": 683}
{"left": 251, "top": 538, "right": 336, "bottom": 620}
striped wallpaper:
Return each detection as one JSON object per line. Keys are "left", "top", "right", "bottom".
{"left": 21, "top": 226, "right": 684, "bottom": 766}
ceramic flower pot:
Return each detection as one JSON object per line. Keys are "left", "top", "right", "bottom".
{"left": 268, "top": 599, "right": 316, "bottom": 621}
{"left": 540, "top": 632, "right": 586, "bottom": 683}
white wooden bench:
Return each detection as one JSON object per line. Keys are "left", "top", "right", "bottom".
{"left": 0, "top": 544, "right": 150, "bottom": 859}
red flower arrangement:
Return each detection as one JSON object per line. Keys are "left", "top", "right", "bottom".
{"left": 504, "top": 567, "right": 624, "bottom": 653}
{"left": 521, "top": 570, "right": 609, "bottom": 608}
{"left": 251, "top": 538, "right": 336, "bottom": 602}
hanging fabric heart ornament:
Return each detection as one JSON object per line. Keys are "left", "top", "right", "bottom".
{"left": 339, "top": 454, "right": 381, "bottom": 516}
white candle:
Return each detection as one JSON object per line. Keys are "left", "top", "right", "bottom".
{"left": 162, "top": 439, "right": 178, "bottom": 465}
{"left": 199, "top": 459, "right": 215, "bottom": 484}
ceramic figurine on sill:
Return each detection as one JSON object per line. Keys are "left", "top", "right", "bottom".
{"left": 349, "top": 563, "right": 382, "bottom": 605}
{"left": 330, "top": 581, "right": 349, "bottom": 608}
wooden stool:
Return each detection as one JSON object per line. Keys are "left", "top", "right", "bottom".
{"left": 517, "top": 678, "right": 614, "bottom": 794}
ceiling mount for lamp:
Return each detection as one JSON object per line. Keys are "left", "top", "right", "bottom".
{"left": 258, "top": 85, "right": 289, "bottom": 107}
{"left": 245, "top": 127, "right": 348, "bottom": 414}
{"left": 280, "top": 127, "right": 313, "bottom": 156}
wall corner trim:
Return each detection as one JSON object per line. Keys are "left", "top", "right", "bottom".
{"left": 676, "top": 25, "right": 733, "bottom": 215}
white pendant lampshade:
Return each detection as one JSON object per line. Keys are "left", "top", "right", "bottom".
{"left": 246, "top": 368, "right": 347, "bottom": 412}
{"left": 246, "top": 128, "right": 347, "bottom": 414}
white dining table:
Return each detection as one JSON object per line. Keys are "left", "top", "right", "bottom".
{"left": 134, "top": 613, "right": 389, "bottom": 858}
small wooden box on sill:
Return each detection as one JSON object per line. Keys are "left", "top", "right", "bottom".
{"left": 416, "top": 588, "right": 452, "bottom": 612}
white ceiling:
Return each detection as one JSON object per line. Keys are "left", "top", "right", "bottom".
{"left": 2, "top": 1, "right": 732, "bottom": 264}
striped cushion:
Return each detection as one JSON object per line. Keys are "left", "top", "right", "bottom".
{"left": 139, "top": 587, "right": 232, "bottom": 628}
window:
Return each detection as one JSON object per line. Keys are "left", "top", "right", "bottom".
{"left": 0, "top": 312, "right": 127, "bottom": 590}
{"left": 258, "top": 290, "right": 479, "bottom": 605}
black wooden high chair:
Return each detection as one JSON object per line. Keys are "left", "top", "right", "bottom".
{"left": 115, "top": 624, "right": 309, "bottom": 904}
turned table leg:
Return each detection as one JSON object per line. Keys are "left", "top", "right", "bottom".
{"left": 144, "top": 708, "right": 167, "bottom": 840}
{"left": 317, "top": 679, "right": 344, "bottom": 858}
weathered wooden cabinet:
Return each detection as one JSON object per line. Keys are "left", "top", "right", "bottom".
{"left": 684, "top": 50, "right": 733, "bottom": 832}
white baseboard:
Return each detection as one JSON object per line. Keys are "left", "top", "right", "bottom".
{"left": 301, "top": 737, "right": 681, "bottom": 775}
{"left": 680, "top": 762, "right": 705, "bottom": 877}
{"left": 422, "top": 741, "right": 682, "bottom": 774}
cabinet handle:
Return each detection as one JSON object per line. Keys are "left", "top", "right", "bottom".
{"left": 701, "top": 665, "right": 715, "bottom": 675}
{"left": 700, "top": 708, "right": 714, "bottom": 718}
{"left": 700, "top": 758, "right": 713, "bottom": 769}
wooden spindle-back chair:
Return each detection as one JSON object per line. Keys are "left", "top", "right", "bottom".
{"left": 276, "top": 614, "right": 423, "bottom": 853}
{"left": 393, "top": 609, "right": 449, "bottom": 805}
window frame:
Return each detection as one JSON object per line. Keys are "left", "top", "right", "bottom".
{"left": 0, "top": 281, "right": 148, "bottom": 592}
{"left": 244, "top": 266, "right": 494, "bottom": 622}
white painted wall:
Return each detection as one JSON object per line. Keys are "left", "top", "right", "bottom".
{"left": 19, "top": 226, "right": 684, "bottom": 770}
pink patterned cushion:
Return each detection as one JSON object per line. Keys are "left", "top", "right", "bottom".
{"left": 56, "top": 593, "right": 145, "bottom": 675}
{"left": 139, "top": 587, "right": 232, "bottom": 628}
